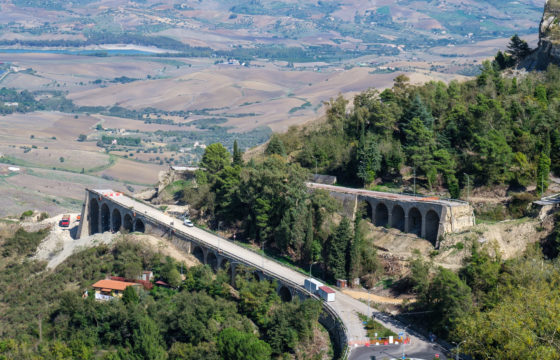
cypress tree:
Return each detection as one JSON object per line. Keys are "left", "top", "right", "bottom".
{"left": 536, "top": 152, "right": 551, "bottom": 196}
{"left": 327, "top": 217, "right": 352, "bottom": 280}
{"left": 233, "top": 139, "right": 243, "bottom": 166}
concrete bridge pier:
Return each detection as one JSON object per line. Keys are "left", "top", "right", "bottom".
{"left": 77, "top": 192, "right": 149, "bottom": 239}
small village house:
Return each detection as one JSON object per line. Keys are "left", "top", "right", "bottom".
{"left": 91, "top": 279, "right": 140, "bottom": 301}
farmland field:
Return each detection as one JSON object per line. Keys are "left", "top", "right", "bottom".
{"left": 0, "top": 0, "right": 545, "bottom": 216}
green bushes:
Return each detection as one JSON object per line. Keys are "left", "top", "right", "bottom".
{"left": 0, "top": 236, "right": 327, "bottom": 359}
{"left": 19, "top": 210, "right": 33, "bottom": 220}
{"left": 37, "top": 212, "right": 49, "bottom": 221}
{"left": 286, "top": 65, "right": 560, "bottom": 196}
{"left": 2, "top": 227, "right": 49, "bottom": 257}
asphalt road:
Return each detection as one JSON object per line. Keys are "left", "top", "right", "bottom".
{"left": 306, "top": 182, "right": 465, "bottom": 207}
{"left": 349, "top": 343, "right": 449, "bottom": 360}
{"left": 95, "top": 190, "right": 444, "bottom": 358}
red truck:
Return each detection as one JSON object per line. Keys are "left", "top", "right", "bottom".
{"left": 59, "top": 215, "right": 70, "bottom": 227}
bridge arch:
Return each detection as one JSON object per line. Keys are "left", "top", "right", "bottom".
{"left": 358, "top": 200, "right": 373, "bottom": 221}
{"left": 278, "top": 285, "right": 292, "bottom": 302}
{"left": 408, "top": 207, "right": 422, "bottom": 236}
{"left": 134, "top": 219, "right": 145, "bottom": 233}
{"left": 112, "top": 209, "right": 122, "bottom": 232}
{"left": 207, "top": 252, "right": 218, "bottom": 271}
{"left": 425, "top": 210, "right": 440, "bottom": 245}
{"left": 101, "top": 203, "right": 110, "bottom": 233}
{"left": 192, "top": 246, "right": 205, "bottom": 263}
{"left": 220, "top": 259, "right": 230, "bottom": 271}
{"left": 391, "top": 205, "right": 405, "bottom": 231}
{"left": 123, "top": 214, "right": 133, "bottom": 232}
{"left": 374, "top": 203, "right": 389, "bottom": 227}
{"left": 89, "top": 198, "right": 99, "bottom": 235}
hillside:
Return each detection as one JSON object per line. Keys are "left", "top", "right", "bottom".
{"left": 0, "top": 220, "right": 330, "bottom": 360}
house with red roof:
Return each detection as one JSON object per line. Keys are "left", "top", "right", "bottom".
{"left": 91, "top": 279, "right": 140, "bottom": 301}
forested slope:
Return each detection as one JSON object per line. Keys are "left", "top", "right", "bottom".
{"left": 285, "top": 63, "right": 560, "bottom": 196}
{"left": 0, "top": 224, "right": 328, "bottom": 360}
{"left": 174, "top": 58, "right": 560, "bottom": 359}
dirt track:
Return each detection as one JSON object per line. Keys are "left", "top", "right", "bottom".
{"left": 342, "top": 289, "right": 409, "bottom": 305}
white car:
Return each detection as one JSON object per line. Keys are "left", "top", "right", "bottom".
{"left": 183, "top": 219, "right": 194, "bottom": 227}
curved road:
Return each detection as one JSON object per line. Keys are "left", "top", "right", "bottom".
{"left": 306, "top": 182, "right": 466, "bottom": 207}
{"left": 95, "top": 190, "right": 438, "bottom": 358}
{"left": 349, "top": 343, "right": 448, "bottom": 360}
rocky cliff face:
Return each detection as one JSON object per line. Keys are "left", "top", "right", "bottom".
{"left": 523, "top": 0, "right": 560, "bottom": 70}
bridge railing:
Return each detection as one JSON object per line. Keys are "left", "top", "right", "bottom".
{"left": 94, "top": 190, "right": 350, "bottom": 359}
{"left": 307, "top": 182, "right": 470, "bottom": 205}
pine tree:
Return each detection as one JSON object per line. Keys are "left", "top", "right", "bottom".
{"left": 403, "top": 95, "right": 434, "bottom": 129}
{"left": 233, "top": 139, "right": 244, "bottom": 166}
{"left": 494, "top": 50, "right": 515, "bottom": 70}
{"left": 356, "top": 134, "right": 382, "bottom": 186}
{"left": 507, "top": 34, "right": 531, "bottom": 62}
{"left": 265, "top": 135, "right": 286, "bottom": 156}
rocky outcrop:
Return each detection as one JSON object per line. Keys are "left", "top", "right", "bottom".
{"left": 523, "top": 0, "right": 560, "bottom": 70}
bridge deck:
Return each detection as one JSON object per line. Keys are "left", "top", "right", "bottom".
{"left": 92, "top": 189, "right": 437, "bottom": 356}
{"left": 306, "top": 182, "right": 467, "bottom": 207}
{"left": 534, "top": 193, "right": 560, "bottom": 206}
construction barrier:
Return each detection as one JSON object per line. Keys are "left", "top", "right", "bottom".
{"left": 348, "top": 337, "right": 410, "bottom": 347}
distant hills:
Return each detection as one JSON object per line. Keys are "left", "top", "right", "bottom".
{"left": 0, "top": 0, "right": 545, "bottom": 61}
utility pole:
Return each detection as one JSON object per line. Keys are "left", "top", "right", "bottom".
{"left": 315, "top": 156, "right": 318, "bottom": 175}
{"left": 309, "top": 261, "right": 318, "bottom": 277}
{"left": 217, "top": 221, "right": 221, "bottom": 252}
{"left": 413, "top": 168, "right": 416, "bottom": 196}
{"left": 367, "top": 288, "right": 371, "bottom": 320}
{"left": 464, "top": 173, "right": 470, "bottom": 203}
{"left": 401, "top": 325, "right": 410, "bottom": 360}
{"left": 454, "top": 340, "right": 466, "bottom": 360}
{"left": 261, "top": 240, "right": 265, "bottom": 269}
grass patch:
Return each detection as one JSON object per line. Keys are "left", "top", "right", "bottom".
{"left": 86, "top": 154, "right": 117, "bottom": 174}
{"left": 358, "top": 313, "right": 397, "bottom": 339}
{"left": 161, "top": 179, "right": 191, "bottom": 201}
{"left": 375, "top": 278, "right": 394, "bottom": 289}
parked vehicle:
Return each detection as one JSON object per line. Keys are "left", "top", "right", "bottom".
{"left": 304, "top": 278, "right": 324, "bottom": 295}
{"left": 59, "top": 215, "right": 70, "bottom": 227}
{"left": 318, "top": 286, "right": 336, "bottom": 302}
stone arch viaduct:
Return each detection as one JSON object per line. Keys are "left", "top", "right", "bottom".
{"left": 77, "top": 188, "right": 453, "bottom": 358}
{"left": 77, "top": 189, "right": 349, "bottom": 358}
{"left": 306, "top": 183, "right": 475, "bottom": 247}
